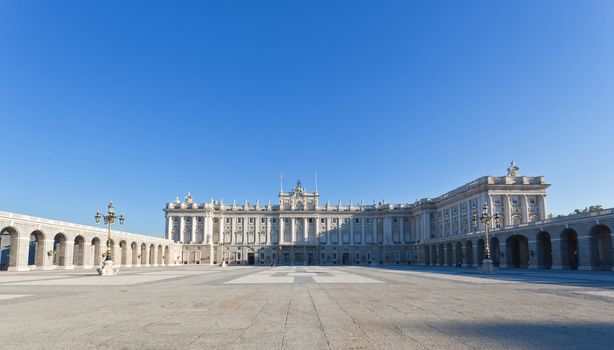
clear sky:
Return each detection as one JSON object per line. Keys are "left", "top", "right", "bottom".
{"left": 1, "top": 1, "right": 613, "bottom": 237}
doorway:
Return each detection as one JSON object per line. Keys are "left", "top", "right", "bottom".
{"left": 342, "top": 252, "right": 350, "bottom": 265}
{"left": 247, "top": 253, "right": 255, "bottom": 265}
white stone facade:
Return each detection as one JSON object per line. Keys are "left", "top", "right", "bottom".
{"left": 0, "top": 211, "right": 180, "bottom": 271}
{"left": 165, "top": 165, "right": 550, "bottom": 266}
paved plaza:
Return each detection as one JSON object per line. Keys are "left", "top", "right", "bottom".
{"left": 1, "top": 266, "right": 614, "bottom": 349}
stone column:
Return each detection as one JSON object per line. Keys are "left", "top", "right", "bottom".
{"left": 40, "top": 239, "right": 54, "bottom": 270}
{"left": 280, "top": 218, "right": 285, "bottom": 244}
{"left": 539, "top": 195, "right": 547, "bottom": 221}
{"left": 291, "top": 218, "right": 296, "bottom": 243}
{"left": 166, "top": 216, "right": 173, "bottom": 240}
{"left": 498, "top": 243, "right": 507, "bottom": 268}
{"left": 443, "top": 245, "right": 449, "bottom": 266}
{"left": 528, "top": 240, "right": 538, "bottom": 268}
{"left": 230, "top": 217, "right": 234, "bottom": 244}
{"left": 505, "top": 195, "right": 512, "bottom": 227}
{"left": 142, "top": 244, "right": 149, "bottom": 267}
{"left": 400, "top": 218, "right": 405, "bottom": 244}
{"left": 326, "top": 218, "right": 331, "bottom": 245}
{"left": 266, "top": 218, "right": 272, "bottom": 244}
{"left": 550, "top": 238, "right": 562, "bottom": 269}
{"left": 337, "top": 219, "right": 342, "bottom": 245}
{"left": 577, "top": 235, "right": 592, "bottom": 270}
{"left": 522, "top": 195, "right": 530, "bottom": 223}
{"left": 7, "top": 237, "right": 30, "bottom": 272}
{"left": 314, "top": 217, "right": 319, "bottom": 244}
{"left": 255, "top": 217, "right": 260, "bottom": 244}
{"left": 179, "top": 216, "right": 185, "bottom": 243}
{"left": 350, "top": 218, "right": 354, "bottom": 245}
{"left": 190, "top": 216, "right": 196, "bottom": 244}
{"left": 81, "top": 241, "right": 92, "bottom": 269}
{"left": 219, "top": 216, "right": 224, "bottom": 244}
{"left": 384, "top": 216, "right": 392, "bottom": 244}
{"left": 242, "top": 218, "right": 246, "bottom": 245}
{"left": 61, "top": 242, "right": 75, "bottom": 270}
{"left": 303, "top": 218, "right": 308, "bottom": 243}
{"left": 361, "top": 218, "right": 366, "bottom": 245}
{"left": 472, "top": 241, "right": 479, "bottom": 267}
{"left": 372, "top": 219, "right": 377, "bottom": 243}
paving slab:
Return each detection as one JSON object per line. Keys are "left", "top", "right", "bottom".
{"left": 1, "top": 265, "right": 614, "bottom": 349}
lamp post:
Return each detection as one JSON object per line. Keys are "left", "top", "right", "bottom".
{"left": 472, "top": 202, "right": 501, "bottom": 274}
{"left": 95, "top": 201, "right": 125, "bottom": 276}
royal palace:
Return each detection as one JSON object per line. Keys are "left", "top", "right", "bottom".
{"left": 166, "top": 162, "right": 585, "bottom": 268}
{"left": 2, "top": 162, "right": 613, "bottom": 272}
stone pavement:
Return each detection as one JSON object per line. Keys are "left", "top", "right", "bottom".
{"left": 1, "top": 265, "right": 614, "bottom": 349}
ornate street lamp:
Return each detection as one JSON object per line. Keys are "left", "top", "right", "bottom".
{"left": 95, "top": 201, "right": 125, "bottom": 276}
{"left": 472, "top": 202, "right": 501, "bottom": 274}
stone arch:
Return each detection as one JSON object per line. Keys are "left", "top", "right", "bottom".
{"left": 149, "top": 244, "right": 156, "bottom": 265}
{"left": 157, "top": 245, "right": 163, "bottom": 264}
{"left": 73, "top": 235, "right": 86, "bottom": 267}
{"left": 140, "top": 243, "right": 147, "bottom": 265}
{"left": 589, "top": 225, "right": 612, "bottom": 270}
{"left": 28, "top": 230, "right": 46, "bottom": 268}
{"left": 424, "top": 246, "right": 431, "bottom": 265}
{"left": 164, "top": 246, "right": 170, "bottom": 265}
{"left": 446, "top": 242, "right": 453, "bottom": 266}
{"left": 1, "top": 226, "right": 20, "bottom": 271}
{"left": 560, "top": 229, "right": 579, "bottom": 270}
{"left": 465, "top": 241, "right": 474, "bottom": 267}
{"left": 131, "top": 242, "right": 138, "bottom": 266}
{"left": 506, "top": 234, "right": 529, "bottom": 268}
{"left": 536, "top": 231, "right": 552, "bottom": 269}
{"left": 53, "top": 233, "right": 68, "bottom": 267}
{"left": 476, "top": 239, "right": 485, "bottom": 266}
{"left": 91, "top": 237, "right": 102, "bottom": 267}
{"left": 119, "top": 240, "right": 128, "bottom": 266}
{"left": 490, "top": 237, "right": 501, "bottom": 267}
{"left": 455, "top": 241, "right": 463, "bottom": 266}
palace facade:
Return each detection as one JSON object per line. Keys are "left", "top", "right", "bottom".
{"left": 165, "top": 162, "right": 551, "bottom": 266}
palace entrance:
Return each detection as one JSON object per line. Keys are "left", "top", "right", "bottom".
{"left": 247, "top": 253, "right": 255, "bottom": 265}
{"left": 342, "top": 252, "right": 350, "bottom": 265}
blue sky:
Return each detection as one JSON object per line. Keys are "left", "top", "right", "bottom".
{"left": 1, "top": 1, "right": 613, "bottom": 237}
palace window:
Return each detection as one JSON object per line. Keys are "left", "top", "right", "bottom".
{"left": 333, "top": 218, "right": 338, "bottom": 223}
{"left": 226, "top": 218, "right": 231, "bottom": 224}
{"left": 393, "top": 218, "right": 398, "bottom": 223}
{"left": 214, "top": 218, "right": 219, "bottom": 223}
{"left": 238, "top": 218, "right": 243, "bottom": 224}
{"left": 249, "top": 218, "right": 254, "bottom": 224}
{"left": 344, "top": 218, "right": 350, "bottom": 224}
{"left": 355, "top": 218, "right": 360, "bottom": 224}
{"left": 198, "top": 217, "right": 202, "bottom": 222}
{"left": 321, "top": 218, "right": 326, "bottom": 224}
{"left": 284, "top": 218, "right": 289, "bottom": 223}
{"left": 261, "top": 218, "right": 266, "bottom": 224}
{"left": 404, "top": 217, "right": 409, "bottom": 223}
{"left": 366, "top": 218, "right": 371, "bottom": 224}
{"left": 272, "top": 218, "right": 277, "bottom": 224}
{"left": 308, "top": 218, "right": 313, "bottom": 223}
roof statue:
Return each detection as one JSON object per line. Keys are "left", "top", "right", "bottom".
{"left": 507, "top": 161, "right": 519, "bottom": 177}
{"left": 185, "top": 192, "right": 193, "bottom": 204}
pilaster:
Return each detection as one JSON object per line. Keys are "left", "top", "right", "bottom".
{"left": 179, "top": 216, "right": 185, "bottom": 243}
{"left": 528, "top": 240, "right": 538, "bottom": 269}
